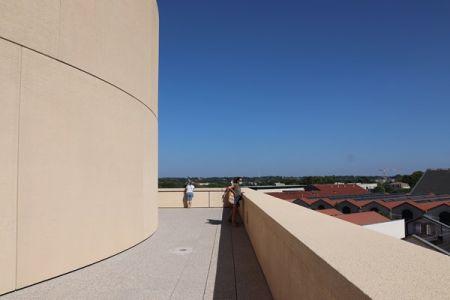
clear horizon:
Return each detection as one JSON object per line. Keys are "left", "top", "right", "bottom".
{"left": 158, "top": 0, "right": 450, "bottom": 177}
{"left": 158, "top": 172, "right": 420, "bottom": 179}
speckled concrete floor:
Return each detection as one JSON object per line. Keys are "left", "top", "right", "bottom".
{"left": 1, "top": 208, "right": 272, "bottom": 300}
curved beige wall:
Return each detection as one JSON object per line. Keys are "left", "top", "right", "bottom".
{"left": 0, "top": 1, "right": 158, "bottom": 294}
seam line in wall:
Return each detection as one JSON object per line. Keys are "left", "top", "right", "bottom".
{"left": 0, "top": 36, "right": 157, "bottom": 120}
{"left": 57, "top": 0, "right": 62, "bottom": 57}
{"left": 15, "top": 46, "right": 23, "bottom": 289}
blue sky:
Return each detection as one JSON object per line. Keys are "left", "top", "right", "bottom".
{"left": 158, "top": 0, "right": 450, "bottom": 177}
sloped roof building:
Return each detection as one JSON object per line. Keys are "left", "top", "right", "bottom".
{"left": 412, "top": 168, "right": 450, "bottom": 195}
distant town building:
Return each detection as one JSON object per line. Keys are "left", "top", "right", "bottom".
{"left": 389, "top": 182, "right": 411, "bottom": 190}
{"left": 375, "top": 178, "right": 388, "bottom": 184}
{"left": 356, "top": 183, "right": 378, "bottom": 191}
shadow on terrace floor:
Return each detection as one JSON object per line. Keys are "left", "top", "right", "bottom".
{"left": 209, "top": 208, "right": 272, "bottom": 300}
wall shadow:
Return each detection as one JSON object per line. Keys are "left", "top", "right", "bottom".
{"left": 212, "top": 207, "right": 272, "bottom": 299}
{"left": 182, "top": 193, "right": 187, "bottom": 208}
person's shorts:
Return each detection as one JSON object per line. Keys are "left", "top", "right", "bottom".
{"left": 186, "top": 192, "right": 194, "bottom": 201}
{"left": 234, "top": 195, "right": 241, "bottom": 205}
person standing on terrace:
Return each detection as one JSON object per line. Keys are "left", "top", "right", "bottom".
{"left": 229, "top": 177, "right": 243, "bottom": 226}
{"left": 185, "top": 180, "right": 195, "bottom": 208}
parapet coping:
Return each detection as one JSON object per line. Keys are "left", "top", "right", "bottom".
{"left": 242, "top": 188, "right": 450, "bottom": 300}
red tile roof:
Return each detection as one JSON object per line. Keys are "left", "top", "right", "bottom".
{"left": 350, "top": 200, "right": 450, "bottom": 212}
{"left": 268, "top": 184, "right": 368, "bottom": 200}
{"left": 380, "top": 201, "right": 428, "bottom": 211}
{"left": 361, "top": 201, "right": 391, "bottom": 209}
{"left": 335, "top": 211, "right": 390, "bottom": 226}
{"left": 271, "top": 190, "right": 450, "bottom": 213}
{"left": 294, "top": 198, "right": 316, "bottom": 206}
{"left": 317, "top": 208, "right": 342, "bottom": 216}
{"left": 315, "top": 198, "right": 337, "bottom": 206}
{"left": 337, "top": 199, "right": 371, "bottom": 208}
{"left": 412, "top": 201, "right": 450, "bottom": 211}
{"left": 311, "top": 184, "right": 368, "bottom": 195}
{"left": 267, "top": 192, "right": 302, "bottom": 200}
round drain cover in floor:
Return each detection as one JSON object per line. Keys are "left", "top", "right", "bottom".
{"left": 170, "top": 247, "right": 193, "bottom": 255}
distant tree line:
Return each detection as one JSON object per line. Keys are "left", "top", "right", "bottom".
{"left": 393, "top": 171, "right": 423, "bottom": 188}
{"left": 373, "top": 171, "right": 423, "bottom": 194}
{"left": 159, "top": 171, "right": 424, "bottom": 189}
{"left": 159, "top": 177, "right": 232, "bottom": 188}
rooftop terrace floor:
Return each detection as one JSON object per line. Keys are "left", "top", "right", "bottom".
{"left": 2, "top": 208, "right": 272, "bottom": 300}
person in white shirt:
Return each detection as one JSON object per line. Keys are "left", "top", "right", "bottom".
{"left": 185, "top": 181, "right": 195, "bottom": 208}
{"left": 228, "top": 177, "right": 243, "bottom": 226}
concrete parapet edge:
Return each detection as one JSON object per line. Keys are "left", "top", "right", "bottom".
{"left": 240, "top": 188, "right": 450, "bottom": 300}
{"left": 158, "top": 188, "right": 226, "bottom": 208}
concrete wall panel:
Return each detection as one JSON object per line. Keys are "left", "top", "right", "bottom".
{"left": 159, "top": 191, "right": 185, "bottom": 208}
{"left": 58, "top": 0, "right": 159, "bottom": 112}
{"left": 143, "top": 116, "right": 158, "bottom": 235}
{"left": 158, "top": 191, "right": 208, "bottom": 208}
{"left": 210, "top": 191, "right": 226, "bottom": 207}
{"left": 158, "top": 188, "right": 227, "bottom": 208}
{"left": 16, "top": 49, "right": 157, "bottom": 288}
{"left": 191, "top": 193, "right": 210, "bottom": 208}
{"left": 0, "top": 38, "right": 20, "bottom": 295}
{"left": 0, "top": 0, "right": 59, "bottom": 56}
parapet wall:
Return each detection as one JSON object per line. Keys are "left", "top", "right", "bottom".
{"left": 0, "top": 1, "right": 158, "bottom": 294}
{"left": 159, "top": 188, "right": 227, "bottom": 208}
{"left": 241, "top": 189, "right": 450, "bottom": 299}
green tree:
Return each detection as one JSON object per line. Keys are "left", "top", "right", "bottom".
{"left": 373, "top": 184, "right": 385, "bottom": 193}
{"left": 409, "top": 171, "right": 424, "bottom": 188}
